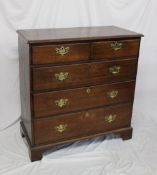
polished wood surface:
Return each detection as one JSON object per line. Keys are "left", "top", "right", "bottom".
{"left": 34, "top": 103, "right": 132, "bottom": 145}
{"left": 92, "top": 39, "right": 140, "bottom": 60}
{"left": 32, "top": 43, "right": 90, "bottom": 65}
{"left": 18, "top": 26, "right": 143, "bottom": 161}
{"left": 17, "top": 26, "right": 143, "bottom": 43}
{"left": 33, "top": 59, "right": 137, "bottom": 91}
{"left": 33, "top": 81, "right": 135, "bottom": 117}
{"left": 18, "top": 36, "right": 34, "bottom": 144}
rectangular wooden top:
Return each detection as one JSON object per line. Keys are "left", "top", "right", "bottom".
{"left": 17, "top": 26, "right": 143, "bottom": 44}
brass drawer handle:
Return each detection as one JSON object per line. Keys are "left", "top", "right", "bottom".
{"left": 54, "top": 72, "right": 69, "bottom": 81}
{"left": 55, "top": 124, "right": 68, "bottom": 133}
{"left": 111, "top": 41, "right": 122, "bottom": 51}
{"left": 109, "top": 66, "right": 120, "bottom": 75}
{"left": 55, "top": 98, "right": 68, "bottom": 108}
{"left": 107, "top": 90, "right": 118, "bottom": 99}
{"left": 105, "top": 114, "right": 117, "bottom": 123}
{"left": 56, "top": 46, "right": 69, "bottom": 56}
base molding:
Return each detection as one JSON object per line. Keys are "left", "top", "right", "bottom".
{"left": 20, "top": 122, "right": 133, "bottom": 162}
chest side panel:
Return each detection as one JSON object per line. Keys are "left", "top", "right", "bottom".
{"left": 19, "top": 36, "right": 33, "bottom": 144}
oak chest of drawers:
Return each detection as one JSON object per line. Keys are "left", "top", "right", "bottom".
{"left": 17, "top": 26, "right": 143, "bottom": 161}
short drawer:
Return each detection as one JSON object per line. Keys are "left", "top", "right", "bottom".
{"left": 34, "top": 103, "right": 132, "bottom": 144}
{"left": 33, "top": 81, "right": 135, "bottom": 117}
{"left": 92, "top": 39, "right": 140, "bottom": 60}
{"left": 33, "top": 59, "right": 138, "bottom": 91}
{"left": 32, "top": 43, "right": 90, "bottom": 65}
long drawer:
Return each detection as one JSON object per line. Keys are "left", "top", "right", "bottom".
{"left": 34, "top": 103, "right": 132, "bottom": 145}
{"left": 33, "top": 81, "right": 135, "bottom": 117}
{"left": 32, "top": 59, "right": 138, "bottom": 91}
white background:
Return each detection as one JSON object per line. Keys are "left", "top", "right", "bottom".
{"left": 0, "top": 0, "right": 157, "bottom": 174}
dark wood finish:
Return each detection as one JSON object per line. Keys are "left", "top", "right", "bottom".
{"left": 18, "top": 26, "right": 143, "bottom": 161}
{"left": 33, "top": 59, "right": 138, "bottom": 91}
{"left": 17, "top": 26, "right": 143, "bottom": 43}
{"left": 92, "top": 39, "right": 140, "bottom": 60}
{"left": 34, "top": 103, "right": 132, "bottom": 144}
{"left": 32, "top": 43, "right": 90, "bottom": 65}
{"left": 33, "top": 81, "right": 135, "bottom": 117}
{"left": 18, "top": 36, "right": 33, "bottom": 144}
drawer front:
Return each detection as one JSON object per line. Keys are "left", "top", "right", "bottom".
{"left": 33, "top": 81, "right": 135, "bottom": 117}
{"left": 33, "top": 59, "right": 137, "bottom": 91}
{"left": 32, "top": 43, "right": 90, "bottom": 65}
{"left": 92, "top": 39, "right": 140, "bottom": 60}
{"left": 34, "top": 103, "right": 132, "bottom": 144}
{"left": 33, "top": 64, "right": 89, "bottom": 91}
